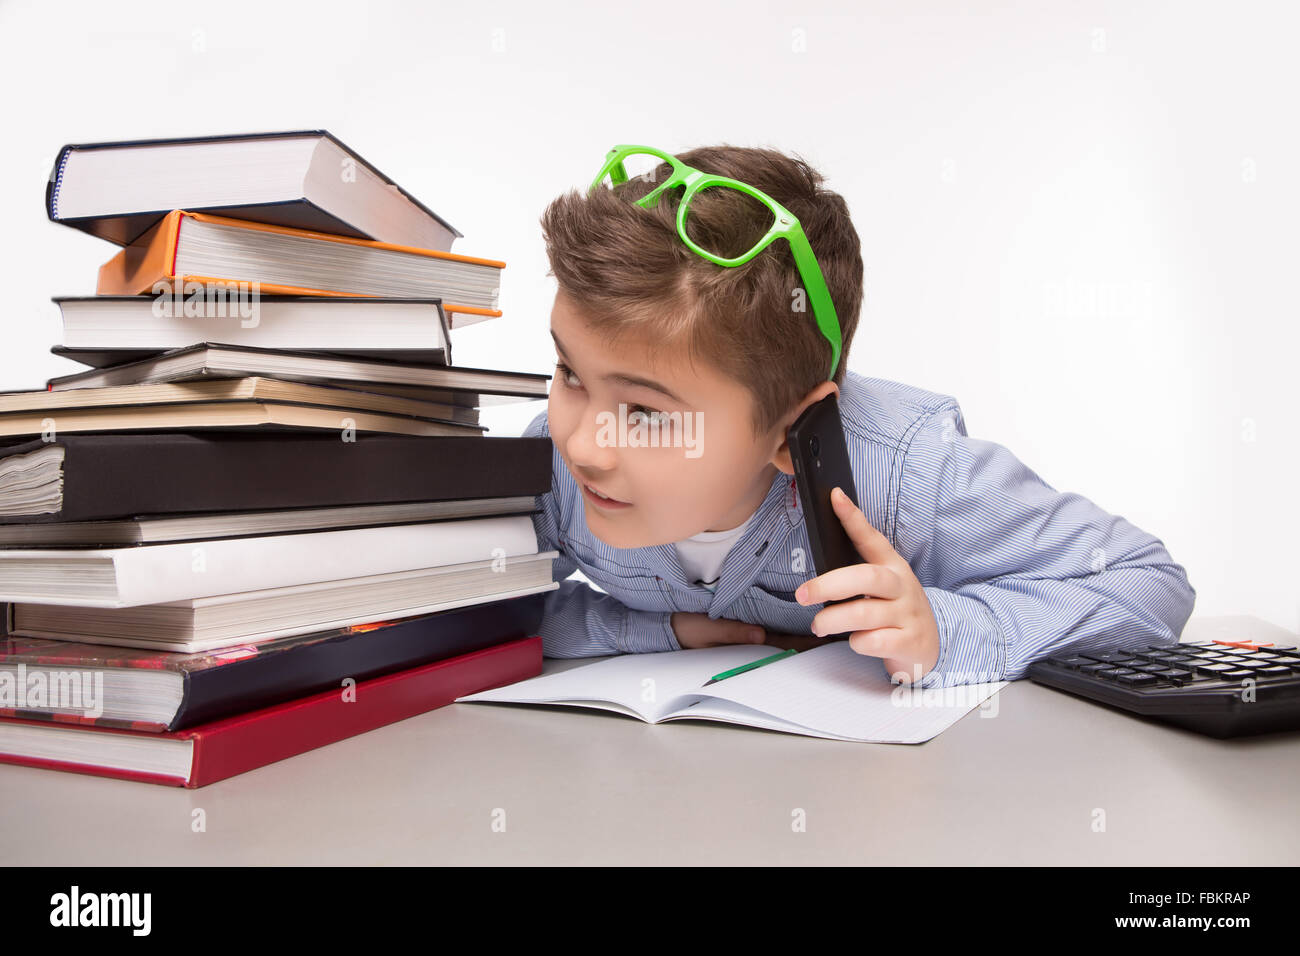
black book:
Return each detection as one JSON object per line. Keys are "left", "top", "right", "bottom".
{"left": 51, "top": 296, "right": 453, "bottom": 367}
{"left": 0, "top": 431, "right": 552, "bottom": 524}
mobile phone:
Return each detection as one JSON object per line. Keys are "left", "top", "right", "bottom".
{"left": 786, "top": 394, "right": 862, "bottom": 628}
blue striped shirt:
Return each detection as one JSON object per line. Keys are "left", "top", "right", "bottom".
{"left": 521, "top": 369, "right": 1196, "bottom": 687}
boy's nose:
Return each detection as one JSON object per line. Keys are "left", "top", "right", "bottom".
{"left": 564, "top": 409, "right": 619, "bottom": 472}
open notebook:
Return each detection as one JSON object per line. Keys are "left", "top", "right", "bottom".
{"left": 456, "top": 641, "right": 1007, "bottom": 743}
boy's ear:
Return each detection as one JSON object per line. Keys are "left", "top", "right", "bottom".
{"left": 769, "top": 380, "right": 841, "bottom": 476}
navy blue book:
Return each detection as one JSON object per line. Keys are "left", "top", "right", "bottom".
{"left": 0, "top": 591, "right": 547, "bottom": 732}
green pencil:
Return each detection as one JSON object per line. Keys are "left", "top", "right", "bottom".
{"left": 703, "top": 648, "right": 798, "bottom": 686}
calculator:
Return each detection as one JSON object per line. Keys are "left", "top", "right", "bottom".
{"left": 1025, "top": 639, "right": 1300, "bottom": 738}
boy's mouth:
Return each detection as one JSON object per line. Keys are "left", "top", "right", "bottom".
{"left": 582, "top": 481, "right": 633, "bottom": 509}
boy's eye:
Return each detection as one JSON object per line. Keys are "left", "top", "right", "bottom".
{"left": 627, "top": 404, "right": 667, "bottom": 427}
{"left": 554, "top": 361, "right": 582, "bottom": 389}
{"left": 554, "top": 361, "right": 672, "bottom": 428}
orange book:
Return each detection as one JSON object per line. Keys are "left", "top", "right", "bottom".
{"left": 96, "top": 210, "right": 504, "bottom": 319}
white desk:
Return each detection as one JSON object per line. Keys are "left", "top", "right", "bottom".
{"left": 0, "top": 615, "right": 1296, "bottom": 865}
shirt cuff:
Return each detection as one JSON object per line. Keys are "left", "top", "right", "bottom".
{"left": 916, "top": 587, "right": 1007, "bottom": 688}
{"left": 619, "top": 607, "right": 681, "bottom": 653}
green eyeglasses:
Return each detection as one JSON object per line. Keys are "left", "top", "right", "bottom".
{"left": 589, "top": 144, "right": 842, "bottom": 381}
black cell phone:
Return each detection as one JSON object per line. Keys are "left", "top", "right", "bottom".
{"left": 787, "top": 394, "right": 862, "bottom": 629}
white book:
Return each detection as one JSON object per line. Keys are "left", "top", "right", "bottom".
{"left": 48, "top": 130, "right": 460, "bottom": 251}
{"left": 458, "top": 642, "right": 1008, "bottom": 744}
{"left": 9, "top": 555, "right": 559, "bottom": 653}
{"left": 54, "top": 296, "right": 452, "bottom": 353}
{"left": 0, "top": 515, "right": 540, "bottom": 608}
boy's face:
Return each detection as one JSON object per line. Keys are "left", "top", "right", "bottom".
{"left": 546, "top": 291, "right": 836, "bottom": 549}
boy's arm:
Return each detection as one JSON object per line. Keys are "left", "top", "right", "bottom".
{"left": 522, "top": 410, "right": 682, "bottom": 657}
{"left": 892, "top": 403, "right": 1196, "bottom": 688}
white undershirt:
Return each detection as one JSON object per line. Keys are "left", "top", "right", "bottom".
{"left": 674, "top": 509, "right": 759, "bottom": 591}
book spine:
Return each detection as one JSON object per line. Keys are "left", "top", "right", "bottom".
{"left": 47, "top": 147, "right": 73, "bottom": 221}
{"left": 95, "top": 210, "right": 182, "bottom": 295}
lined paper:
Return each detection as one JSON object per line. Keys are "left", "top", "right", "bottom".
{"left": 457, "top": 642, "right": 1006, "bottom": 743}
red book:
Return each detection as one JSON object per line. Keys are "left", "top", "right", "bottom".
{"left": 0, "top": 635, "right": 540, "bottom": 788}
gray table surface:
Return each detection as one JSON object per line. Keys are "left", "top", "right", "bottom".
{"left": 1, "top": 615, "right": 1295, "bottom": 866}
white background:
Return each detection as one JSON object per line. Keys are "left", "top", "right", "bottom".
{"left": 0, "top": 0, "right": 1294, "bottom": 631}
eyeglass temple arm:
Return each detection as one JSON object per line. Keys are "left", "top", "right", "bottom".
{"left": 787, "top": 236, "right": 842, "bottom": 380}
{"left": 589, "top": 154, "right": 630, "bottom": 191}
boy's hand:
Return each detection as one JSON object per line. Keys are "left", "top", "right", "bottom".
{"left": 794, "top": 486, "right": 941, "bottom": 683}
{"left": 670, "top": 612, "right": 833, "bottom": 652}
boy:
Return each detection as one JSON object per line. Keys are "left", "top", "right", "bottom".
{"left": 521, "top": 143, "right": 1195, "bottom": 687}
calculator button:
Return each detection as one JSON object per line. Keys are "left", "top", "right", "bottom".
{"left": 1218, "top": 669, "right": 1254, "bottom": 680}
{"left": 1056, "top": 656, "right": 1091, "bottom": 669}
{"left": 1116, "top": 672, "right": 1158, "bottom": 686}
{"left": 1133, "top": 664, "right": 1173, "bottom": 676}
{"left": 1258, "top": 666, "right": 1295, "bottom": 678}
{"left": 1080, "top": 651, "right": 1137, "bottom": 664}
{"left": 1195, "top": 663, "right": 1236, "bottom": 676}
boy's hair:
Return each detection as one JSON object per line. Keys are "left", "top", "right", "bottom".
{"left": 540, "top": 144, "right": 863, "bottom": 438}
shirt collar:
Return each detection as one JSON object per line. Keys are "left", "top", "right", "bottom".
{"left": 642, "top": 467, "right": 802, "bottom": 614}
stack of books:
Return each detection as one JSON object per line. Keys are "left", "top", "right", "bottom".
{"left": 0, "top": 130, "right": 557, "bottom": 787}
